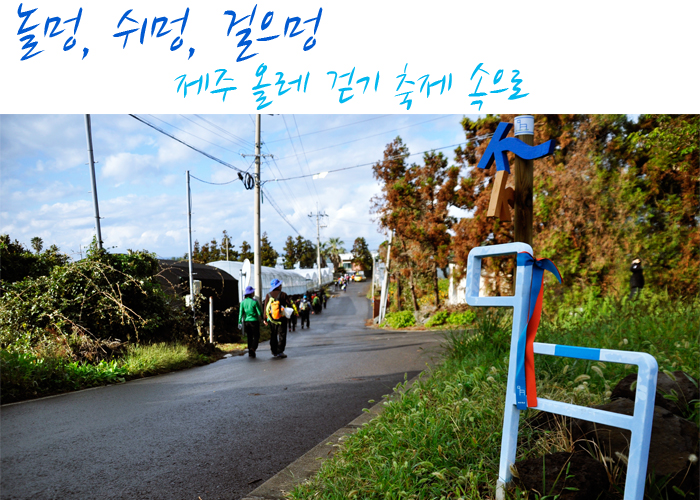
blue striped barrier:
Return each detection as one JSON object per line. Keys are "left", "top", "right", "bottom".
{"left": 465, "top": 243, "right": 658, "bottom": 500}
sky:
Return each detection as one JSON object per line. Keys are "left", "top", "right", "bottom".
{"left": 0, "top": 114, "right": 479, "bottom": 261}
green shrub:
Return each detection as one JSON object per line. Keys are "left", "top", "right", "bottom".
{"left": 1, "top": 242, "right": 195, "bottom": 355}
{"left": 0, "top": 350, "right": 128, "bottom": 404}
{"left": 425, "top": 311, "right": 451, "bottom": 327}
{"left": 446, "top": 310, "right": 476, "bottom": 326}
{"left": 384, "top": 310, "right": 416, "bottom": 329}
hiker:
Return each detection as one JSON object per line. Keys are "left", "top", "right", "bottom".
{"left": 312, "top": 293, "right": 321, "bottom": 314}
{"left": 238, "top": 285, "right": 263, "bottom": 358}
{"left": 263, "top": 279, "right": 290, "bottom": 359}
{"left": 299, "top": 295, "right": 311, "bottom": 329}
{"left": 629, "top": 258, "right": 644, "bottom": 301}
{"left": 322, "top": 289, "right": 327, "bottom": 309}
{"left": 288, "top": 298, "right": 299, "bottom": 333}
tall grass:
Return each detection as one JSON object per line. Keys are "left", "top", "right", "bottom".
{"left": 1, "top": 342, "right": 211, "bottom": 404}
{"left": 289, "top": 292, "right": 699, "bottom": 500}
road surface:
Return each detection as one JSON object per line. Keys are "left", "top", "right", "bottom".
{"left": 1, "top": 281, "right": 442, "bottom": 499}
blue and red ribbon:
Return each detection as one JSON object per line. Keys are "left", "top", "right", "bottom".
{"left": 514, "top": 252, "right": 562, "bottom": 409}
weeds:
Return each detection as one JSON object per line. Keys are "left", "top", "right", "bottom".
{"left": 290, "top": 292, "right": 699, "bottom": 500}
{"left": 1, "top": 342, "right": 210, "bottom": 404}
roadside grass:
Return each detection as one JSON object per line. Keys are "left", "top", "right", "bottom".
{"left": 289, "top": 292, "right": 699, "bottom": 500}
{"left": 1, "top": 342, "right": 213, "bottom": 404}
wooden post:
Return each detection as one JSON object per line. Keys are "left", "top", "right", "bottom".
{"left": 513, "top": 116, "right": 534, "bottom": 245}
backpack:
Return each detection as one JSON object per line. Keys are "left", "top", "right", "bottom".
{"left": 312, "top": 296, "right": 320, "bottom": 306}
{"left": 266, "top": 295, "right": 285, "bottom": 321}
{"left": 300, "top": 300, "right": 309, "bottom": 311}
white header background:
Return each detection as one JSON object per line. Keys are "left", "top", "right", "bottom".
{"left": 2, "top": 0, "right": 699, "bottom": 113}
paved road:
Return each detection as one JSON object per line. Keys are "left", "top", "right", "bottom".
{"left": 1, "top": 282, "right": 442, "bottom": 500}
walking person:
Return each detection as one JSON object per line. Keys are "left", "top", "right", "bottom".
{"left": 299, "top": 295, "right": 311, "bottom": 329}
{"left": 238, "top": 286, "right": 263, "bottom": 358}
{"left": 322, "top": 290, "right": 327, "bottom": 309}
{"left": 312, "top": 293, "right": 321, "bottom": 314}
{"left": 288, "top": 299, "right": 299, "bottom": 333}
{"left": 629, "top": 258, "right": 644, "bottom": 301}
{"left": 263, "top": 279, "right": 290, "bottom": 358}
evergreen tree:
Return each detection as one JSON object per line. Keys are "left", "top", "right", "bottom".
{"left": 239, "top": 240, "right": 254, "bottom": 262}
{"left": 351, "top": 237, "right": 373, "bottom": 272}
{"left": 260, "top": 232, "right": 278, "bottom": 267}
{"left": 283, "top": 236, "right": 297, "bottom": 269}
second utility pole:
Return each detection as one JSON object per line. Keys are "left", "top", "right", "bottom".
{"left": 254, "top": 114, "right": 262, "bottom": 303}
{"left": 309, "top": 204, "right": 327, "bottom": 290}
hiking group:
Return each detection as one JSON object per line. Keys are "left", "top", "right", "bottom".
{"left": 238, "top": 279, "right": 329, "bottom": 360}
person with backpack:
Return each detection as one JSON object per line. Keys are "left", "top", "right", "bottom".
{"left": 298, "top": 295, "right": 311, "bottom": 329}
{"left": 238, "top": 285, "right": 263, "bottom": 358}
{"left": 312, "top": 293, "right": 321, "bottom": 314}
{"left": 288, "top": 299, "right": 299, "bottom": 333}
{"left": 263, "top": 279, "right": 289, "bottom": 359}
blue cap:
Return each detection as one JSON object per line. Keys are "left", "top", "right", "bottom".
{"left": 270, "top": 278, "right": 282, "bottom": 292}
{"left": 244, "top": 285, "right": 255, "bottom": 295}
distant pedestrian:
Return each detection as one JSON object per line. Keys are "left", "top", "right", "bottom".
{"left": 629, "top": 258, "right": 644, "bottom": 301}
{"left": 312, "top": 293, "right": 321, "bottom": 314}
{"left": 299, "top": 295, "right": 311, "bottom": 329}
{"left": 238, "top": 286, "right": 263, "bottom": 358}
{"left": 263, "top": 279, "right": 289, "bottom": 359}
{"left": 288, "top": 299, "right": 299, "bottom": 333}
{"left": 322, "top": 290, "right": 327, "bottom": 309}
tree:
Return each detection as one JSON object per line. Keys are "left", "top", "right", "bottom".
{"left": 295, "top": 236, "right": 318, "bottom": 268}
{"left": 30, "top": 237, "right": 43, "bottom": 254}
{"left": 260, "top": 232, "right": 278, "bottom": 267}
{"left": 283, "top": 236, "right": 297, "bottom": 269}
{"left": 372, "top": 137, "right": 458, "bottom": 306}
{"left": 325, "top": 237, "right": 346, "bottom": 270}
{"left": 0, "top": 234, "right": 69, "bottom": 285}
{"left": 351, "top": 237, "right": 373, "bottom": 272}
{"left": 239, "top": 241, "right": 254, "bottom": 262}
{"left": 451, "top": 114, "right": 699, "bottom": 299}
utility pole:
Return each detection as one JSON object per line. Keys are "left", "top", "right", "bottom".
{"left": 513, "top": 115, "right": 534, "bottom": 245}
{"left": 186, "top": 170, "right": 195, "bottom": 312}
{"left": 254, "top": 114, "right": 262, "bottom": 302}
{"left": 378, "top": 231, "right": 393, "bottom": 324}
{"left": 84, "top": 114, "right": 103, "bottom": 249}
{"left": 308, "top": 204, "right": 328, "bottom": 290}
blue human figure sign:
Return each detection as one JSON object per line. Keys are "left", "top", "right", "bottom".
{"left": 477, "top": 122, "right": 556, "bottom": 173}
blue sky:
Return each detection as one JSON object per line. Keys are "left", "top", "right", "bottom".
{"left": 1, "top": 114, "right": 478, "bottom": 260}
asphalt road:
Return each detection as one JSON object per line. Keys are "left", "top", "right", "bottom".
{"left": 1, "top": 282, "right": 442, "bottom": 500}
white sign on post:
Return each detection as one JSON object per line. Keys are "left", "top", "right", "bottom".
{"left": 464, "top": 242, "right": 658, "bottom": 500}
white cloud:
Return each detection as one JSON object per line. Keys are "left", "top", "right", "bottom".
{"left": 101, "top": 152, "right": 159, "bottom": 184}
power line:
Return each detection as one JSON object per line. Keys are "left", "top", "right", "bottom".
{"left": 129, "top": 114, "right": 246, "bottom": 174}
{"left": 146, "top": 114, "right": 246, "bottom": 159}
{"left": 273, "top": 115, "right": 454, "bottom": 161}
{"left": 267, "top": 135, "right": 493, "bottom": 183}
{"left": 129, "top": 114, "right": 258, "bottom": 190}
{"left": 281, "top": 114, "right": 319, "bottom": 203}
{"left": 263, "top": 115, "right": 391, "bottom": 144}
{"left": 178, "top": 114, "right": 251, "bottom": 152}
{"left": 193, "top": 114, "right": 255, "bottom": 149}
{"left": 261, "top": 186, "right": 302, "bottom": 236}
{"left": 189, "top": 174, "right": 239, "bottom": 185}
{"left": 292, "top": 114, "right": 320, "bottom": 200}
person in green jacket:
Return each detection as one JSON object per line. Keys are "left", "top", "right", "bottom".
{"left": 238, "top": 286, "right": 263, "bottom": 358}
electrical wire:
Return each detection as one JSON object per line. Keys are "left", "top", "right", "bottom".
{"left": 273, "top": 115, "right": 454, "bottom": 161}
{"left": 146, "top": 114, "right": 246, "bottom": 158}
{"left": 261, "top": 186, "right": 302, "bottom": 236}
{"left": 129, "top": 114, "right": 257, "bottom": 190}
{"left": 267, "top": 135, "right": 492, "bottom": 182}
{"left": 263, "top": 115, "right": 391, "bottom": 144}
{"left": 281, "top": 114, "right": 319, "bottom": 203}
{"left": 189, "top": 174, "right": 239, "bottom": 185}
